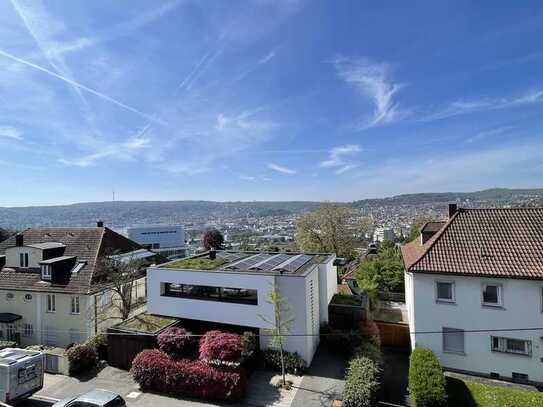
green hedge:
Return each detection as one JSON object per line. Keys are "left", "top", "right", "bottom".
{"left": 343, "top": 355, "right": 380, "bottom": 407}
{"left": 353, "top": 341, "right": 383, "bottom": 366}
{"left": 409, "top": 348, "right": 447, "bottom": 407}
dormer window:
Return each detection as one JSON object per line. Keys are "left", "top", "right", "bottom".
{"left": 41, "top": 264, "right": 52, "bottom": 280}
{"left": 19, "top": 252, "right": 29, "bottom": 268}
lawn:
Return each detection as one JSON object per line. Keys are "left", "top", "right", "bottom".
{"left": 447, "top": 377, "right": 543, "bottom": 407}
{"left": 165, "top": 256, "right": 226, "bottom": 270}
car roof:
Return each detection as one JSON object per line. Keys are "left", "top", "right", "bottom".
{"left": 78, "top": 389, "right": 119, "bottom": 403}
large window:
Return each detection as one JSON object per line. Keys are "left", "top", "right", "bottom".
{"left": 491, "top": 336, "right": 532, "bottom": 356}
{"left": 482, "top": 284, "right": 503, "bottom": 307}
{"left": 19, "top": 252, "right": 29, "bottom": 268}
{"left": 46, "top": 294, "right": 56, "bottom": 313}
{"left": 443, "top": 327, "right": 465, "bottom": 354}
{"left": 162, "top": 283, "right": 258, "bottom": 305}
{"left": 436, "top": 281, "right": 455, "bottom": 303}
{"left": 71, "top": 296, "right": 80, "bottom": 314}
{"left": 41, "top": 264, "right": 52, "bottom": 280}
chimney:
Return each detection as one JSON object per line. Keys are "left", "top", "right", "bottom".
{"left": 448, "top": 203, "right": 458, "bottom": 218}
{"left": 15, "top": 233, "right": 24, "bottom": 247}
{"left": 209, "top": 249, "right": 217, "bottom": 260}
{"left": 97, "top": 220, "right": 104, "bottom": 228}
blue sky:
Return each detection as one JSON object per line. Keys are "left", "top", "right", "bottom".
{"left": 1, "top": 0, "right": 543, "bottom": 206}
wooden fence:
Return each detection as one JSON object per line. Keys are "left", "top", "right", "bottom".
{"left": 376, "top": 321, "right": 410, "bottom": 349}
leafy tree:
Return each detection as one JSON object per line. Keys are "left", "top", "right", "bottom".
{"left": 408, "top": 215, "right": 438, "bottom": 242}
{"left": 94, "top": 252, "right": 145, "bottom": 321}
{"left": 0, "top": 228, "right": 13, "bottom": 243}
{"left": 260, "top": 286, "right": 294, "bottom": 387}
{"left": 358, "top": 216, "right": 373, "bottom": 240}
{"left": 296, "top": 202, "right": 354, "bottom": 258}
{"left": 203, "top": 228, "right": 225, "bottom": 250}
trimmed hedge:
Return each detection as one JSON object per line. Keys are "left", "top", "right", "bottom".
{"left": 66, "top": 344, "right": 98, "bottom": 376}
{"left": 343, "top": 356, "right": 380, "bottom": 407}
{"left": 409, "top": 348, "right": 447, "bottom": 407}
{"left": 199, "top": 331, "right": 243, "bottom": 363}
{"left": 158, "top": 327, "right": 195, "bottom": 358}
{"left": 131, "top": 349, "right": 246, "bottom": 402}
{"left": 353, "top": 341, "right": 383, "bottom": 366}
{"left": 263, "top": 349, "right": 307, "bottom": 375}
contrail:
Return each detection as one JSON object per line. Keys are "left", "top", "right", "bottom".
{"left": 0, "top": 48, "right": 161, "bottom": 123}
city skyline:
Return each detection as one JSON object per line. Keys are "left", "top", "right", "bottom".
{"left": 1, "top": 1, "right": 543, "bottom": 206}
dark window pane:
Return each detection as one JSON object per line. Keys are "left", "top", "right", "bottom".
{"left": 437, "top": 283, "right": 452, "bottom": 300}
{"left": 483, "top": 285, "right": 499, "bottom": 303}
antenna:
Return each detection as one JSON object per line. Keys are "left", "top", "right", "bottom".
{"left": 112, "top": 190, "right": 115, "bottom": 202}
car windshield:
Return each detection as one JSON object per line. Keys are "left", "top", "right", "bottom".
{"left": 104, "top": 396, "right": 125, "bottom": 407}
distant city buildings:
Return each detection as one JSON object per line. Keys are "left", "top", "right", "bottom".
{"left": 373, "top": 227, "right": 395, "bottom": 242}
{"left": 127, "top": 225, "right": 187, "bottom": 259}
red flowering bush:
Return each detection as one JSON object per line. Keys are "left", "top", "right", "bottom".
{"left": 157, "top": 327, "right": 195, "bottom": 358}
{"left": 359, "top": 319, "right": 381, "bottom": 347}
{"left": 199, "top": 331, "right": 243, "bottom": 363}
{"left": 131, "top": 349, "right": 246, "bottom": 402}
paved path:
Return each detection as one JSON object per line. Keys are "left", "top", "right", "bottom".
{"left": 291, "top": 346, "right": 347, "bottom": 407}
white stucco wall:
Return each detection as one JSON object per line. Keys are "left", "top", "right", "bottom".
{"left": 5, "top": 246, "right": 43, "bottom": 268}
{"left": 408, "top": 272, "right": 543, "bottom": 383}
{"left": 318, "top": 256, "right": 338, "bottom": 323}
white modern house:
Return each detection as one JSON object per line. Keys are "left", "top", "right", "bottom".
{"left": 127, "top": 225, "right": 187, "bottom": 259}
{"left": 402, "top": 204, "right": 543, "bottom": 384}
{"left": 147, "top": 250, "right": 337, "bottom": 364}
{"left": 373, "top": 227, "right": 395, "bottom": 243}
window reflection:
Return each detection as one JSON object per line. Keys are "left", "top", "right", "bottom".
{"left": 163, "top": 283, "right": 257, "bottom": 305}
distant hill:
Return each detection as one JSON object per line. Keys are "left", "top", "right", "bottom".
{"left": 1, "top": 188, "right": 542, "bottom": 228}
{"left": 350, "top": 188, "right": 543, "bottom": 207}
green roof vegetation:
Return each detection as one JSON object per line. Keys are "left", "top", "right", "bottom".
{"left": 447, "top": 377, "right": 543, "bottom": 407}
{"left": 115, "top": 313, "right": 178, "bottom": 334}
{"left": 165, "top": 256, "right": 226, "bottom": 270}
{"left": 330, "top": 293, "right": 362, "bottom": 306}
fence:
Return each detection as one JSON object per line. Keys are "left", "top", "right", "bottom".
{"left": 375, "top": 321, "right": 410, "bottom": 349}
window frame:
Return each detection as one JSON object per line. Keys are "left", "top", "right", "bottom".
{"left": 22, "top": 323, "right": 33, "bottom": 338}
{"left": 20, "top": 252, "right": 29, "bottom": 268}
{"left": 481, "top": 283, "right": 503, "bottom": 308}
{"left": 490, "top": 336, "right": 532, "bottom": 357}
{"left": 442, "top": 327, "right": 465, "bottom": 355}
{"left": 46, "top": 294, "right": 56, "bottom": 313}
{"left": 70, "top": 296, "right": 80, "bottom": 315}
{"left": 162, "top": 282, "right": 258, "bottom": 305}
{"left": 41, "top": 264, "right": 52, "bottom": 280}
{"left": 435, "top": 280, "right": 455, "bottom": 303}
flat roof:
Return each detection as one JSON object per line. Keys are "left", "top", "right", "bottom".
{"left": 158, "top": 250, "right": 333, "bottom": 276}
{"left": 40, "top": 255, "right": 76, "bottom": 264}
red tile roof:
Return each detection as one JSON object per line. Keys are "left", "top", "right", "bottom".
{"left": 401, "top": 208, "right": 543, "bottom": 280}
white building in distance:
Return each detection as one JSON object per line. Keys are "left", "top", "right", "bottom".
{"left": 127, "top": 225, "right": 186, "bottom": 259}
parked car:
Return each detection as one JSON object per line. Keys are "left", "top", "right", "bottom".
{"left": 0, "top": 348, "right": 44, "bottom": 404}
{"left": 53, "top": 389, "right": 125, "bottom": 407}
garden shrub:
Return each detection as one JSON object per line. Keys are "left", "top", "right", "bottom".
{"left": 343, "top": 355, "right": 380, "bottom": 407}
{"left": 359, "top": 319, "right": 381, "bottom": 347}
{"left": 66, "top": 344, "right": 98, "bottom": 376}
{"left": 321, "top": 323, "right": 363, "bottom": 355}
{"left": 157, "top": 327, "right": 195, "bottom": 358}
{"left": 131, "top": 349, "right": 246, "bottom": 402}
{"left": 199, "top": 330, "right": 243, "bottom": 363}
{"left": 409, "top": 348, "right": 447, "bottom": 407}
{"left": 241, "top": 331, "right": 257, "bottom": 356}
{"left": 353, "top": 341, "right": 383, "bottom": 366}
{"left": 0, "top": 341, "right": 17, "bottom": 350}
{"left": 263, "top": 349, "right": 307, "bottom": 375}
{"left": 85, "top": 333, "right": 108, "bottom": 360}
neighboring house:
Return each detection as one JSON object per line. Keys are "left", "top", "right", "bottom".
{"left": 0, "top": 222, "right": 166, "bottom": 347}
{"left": 127, "top": 225, "right": 187, "bottom": 259}
{"left": 402, "top": 204, "right": 543, "bottom": 384}
{"left": 147, "top": 250, "right": 337, "bottom": 364}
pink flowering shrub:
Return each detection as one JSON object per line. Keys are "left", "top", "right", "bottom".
{"left": 199, "top": 330, "right": 243, "bottom": 363}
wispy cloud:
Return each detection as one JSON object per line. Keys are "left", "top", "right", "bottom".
{"left": 59, "top": 137, "right": 151, "bottom": 167}
{"left": 216, "top": 110, "right": 278, "bottom": 131}
{"left": 267, "top": 163, "right": 296, "bottom": 175}
{"left": 258, "top": 51, "right": 275, "bottom": 64}
{"left": 320, "top": 144, "right": 361, "bottom": 174}
{"left": 466, "top": 126, "right": 514, "bottom": 143}
{"left": 422, "top": 90, "right": 543, "bottom": 122}
{"left": 0, "top": 126, "right": 23, "bottom": 140}
{"left": 333, "top": 56, "right": 408, "bottom": 128}
{"left": 0, "top": 48, "right": 160, "bottom": 123}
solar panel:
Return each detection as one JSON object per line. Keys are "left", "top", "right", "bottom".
{"left": 249, "top": 254, "right": 291, "bottom": 270}
{"left": 226, "top": 253, "right": 271, "bottom": 270}
{"left": 217, "top": 252, "right": 251, "bottom": 263}
{"left": 274, "top": 254, "right": 312, "bottom": 273}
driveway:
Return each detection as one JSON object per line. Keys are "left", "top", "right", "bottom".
{"left": 379, "top": 347, "right": 410, "bottom": 406}
{"left": 291, "top": 346, "right": 347, "bottom": 407}
{"left": 29, "top": 366, "right": 301, "bottom": 407}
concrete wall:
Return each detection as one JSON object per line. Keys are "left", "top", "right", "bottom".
{"left": 318, "top": 257, "right": 338, "bottom": 323}
{"left": 408, "top": 272, "right": 543, "bottom": 383}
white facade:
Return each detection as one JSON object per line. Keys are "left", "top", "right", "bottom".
{"left": 127, "top": 225, "right": 186, "bottom": 259}
{"left": 373, "top": 227, "right": 395, "bottom": 242}
{"left": 406, "top": 271, "right": 543, "bottom": 383}
{"left": 147, "top": 254, "right": 337, "bottom": 364}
